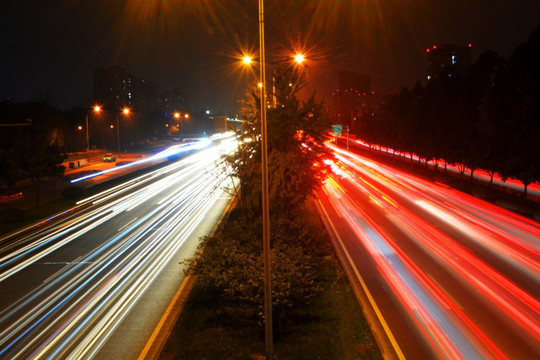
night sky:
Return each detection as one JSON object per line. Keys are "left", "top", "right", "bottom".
{"left": 1, "top": 0, "right": 539, "bottom": 115}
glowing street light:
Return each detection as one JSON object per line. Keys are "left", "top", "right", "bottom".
{"left": 243, "top": 55, "right": 252, "bottom": 65}
{"left": 294, "top": 53, "right": 305, "bottom": 64}
{"left": 117, "top": 107, "right": 130, "bottom": 153}
{"left": 85, "top": 105, "right": 102, "bottom": 159}
{"left": 173, "top": 111, "right": 188, "bottom": 136}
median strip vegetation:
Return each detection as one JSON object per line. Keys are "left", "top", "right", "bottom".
{"left": 159, "top": 203, "right": 382, "bottom": 359}
{"left": 160, "top": 64, "right": 382, "bottom": 359}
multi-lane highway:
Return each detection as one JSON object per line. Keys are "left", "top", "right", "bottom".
{"left": 0, "top": 137, "right": 237, "bottom": 359}
{"left": 317, "top": 143, "right": 540, "bottom": 359}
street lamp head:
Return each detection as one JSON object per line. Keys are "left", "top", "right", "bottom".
{"left": 174, "top": 112, "right": 180, "bottom": 119}
{"left": 294, "top": 53, "right": 305, "bottom": 64}
{"left": 123, "top": 108, "right": 130, "bottom": 115}
{"left": 94, "top": 105, "right": 101, "bottom": 112}
{"left": 242, "top": 56, "right": 252, "bottom": 65}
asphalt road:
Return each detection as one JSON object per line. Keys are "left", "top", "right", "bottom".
{"left": 0, "top": 137, "right": 237, "bottom": 359}
{"left": 317, "top": 143, "right": 540, "bottom": 359}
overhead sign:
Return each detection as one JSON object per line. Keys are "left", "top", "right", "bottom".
{"left": 332, "top": 124, "right": 343, "bottom": 135}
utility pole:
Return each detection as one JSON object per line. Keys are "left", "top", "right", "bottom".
{"left": 258, "top": 0, "right": 273, "bottom": 358}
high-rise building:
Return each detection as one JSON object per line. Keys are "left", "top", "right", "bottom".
{"left": 332, "top": 71, "right": 371, "bottom": 133}
{"left": 93, "top": 66, "right": 158, "bottom": 146}
{"left": 93, "top": 66, "right": 157, "bottom": 116}
{"left": 93, "top": 66, "right": 131, "bottom": 110}
{"left": 426, "top": 43, "right": 472, "bottom": 81}
{"left": 159, "top": 89, "right": 187, "bottom": 118}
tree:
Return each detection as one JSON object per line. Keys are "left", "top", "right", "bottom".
{"left": 228, "top": 63, "right": 332, "bottom": 214}
{"left": 2, "top": 102, "right": 67, "bottom": 207}
{"left": 185, "top": 62, "right": 333, "bottom": 334}
{"left": 479, "top": 24, "right": 540, "bottom": 195}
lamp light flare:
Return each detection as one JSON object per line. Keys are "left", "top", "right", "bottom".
{"left": 294, "top": 53, "right": 305, "bottom": 64}
{"left": 242, "top": 56, "right": 252, "bottom": 65}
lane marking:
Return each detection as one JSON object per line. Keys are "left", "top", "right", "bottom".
{"left": 118, "top": 217, "right": 138, "bottom": 232}
{"left": 137, "top": 275, "right": 196, "bottom": 360}
{"left": 138, "top": 196, "right": 237, "bottom": 359}
{"left": 317, "top": 198, "right": 405, "bottom": 360}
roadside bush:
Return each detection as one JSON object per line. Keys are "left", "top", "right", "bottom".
{"left": 183, "top": 213, "right": 325, "bottom": 334}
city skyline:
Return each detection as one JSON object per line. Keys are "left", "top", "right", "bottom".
{"left": 1, "top": 0, "right": 539, "bottom": 114}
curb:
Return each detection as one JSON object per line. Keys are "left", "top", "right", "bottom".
{"left": 138, "top": 195, "right": 238, "bottom": 360}
{"left": 137, "top": 275, "right": 198, "bottom": 360}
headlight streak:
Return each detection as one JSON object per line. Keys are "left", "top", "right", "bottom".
{"left": 0, "top": 208, "right": 115, "bottom": 282}
{"left": 69, "top": 140, "right": 211, "bottom": 184}
{"left": 320, "top": 145, "right": 540, "bottom": 358}
{"left": 67, "top": 180, "right": 230, "bottom": 360}
{"left": 0, "top": 147, "right": 224, "bottom": 282}
{"left": 0, "top": 140, "right": 238, "bottom": 359}
{"left": 31, "top": 186, "right": 220, "bottom": 360}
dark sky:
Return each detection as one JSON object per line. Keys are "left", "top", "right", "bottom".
{"left": 1, "top": 0, "right": 539, "bottom": 115}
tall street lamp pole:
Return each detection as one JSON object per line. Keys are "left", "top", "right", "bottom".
{"left": 116, "top": 114, "right": 120, "bottom": 153}
{"left": 258, "top": 0, "right": 273, "bottom": 359}
{"left": 117, "top": 108, "right": 130, "bottom": 153}
{"left": 85, "top": 113, "right": 90, "bottom": 159}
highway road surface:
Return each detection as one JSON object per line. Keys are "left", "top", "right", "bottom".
{"left": 0, "top": 136, "right": 237, "bottom": 359}
{"left": 317, "top": 143, "right": 540, "bottom": 359}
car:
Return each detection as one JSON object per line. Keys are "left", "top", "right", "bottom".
{"left": 102, "top": 153, "right": 117, "bottom": 162}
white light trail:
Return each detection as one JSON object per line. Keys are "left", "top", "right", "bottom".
{"left": 0, "top": 138, "right": 238, "bottom": 359}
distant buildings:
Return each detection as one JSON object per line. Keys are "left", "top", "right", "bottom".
{"left": 159, "top": 89, "right": 187, "bottom": 118}
{"left": 93, "top": 66, "right": 158, "bottom": 116}
{"left": 328, "top": 43, "right": 473, "bottom": 136}
{"left": 331, "top": 71, "right": 376, "bottom": 134}
{"left": 426, "top": 43, "right": 472, "bottom": 81}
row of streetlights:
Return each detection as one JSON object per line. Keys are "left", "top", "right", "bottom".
{"left": 241, "top": 7, "right": 308, "bottom": 359}
{"left": 81, "top": 107, "right": 192, "bottom": 155}
{"left": 173, "top": 112, "right": 190, "bottom": 136}
{"left": 80, "top": 107, "right": 192, "bottom": 156}
{"left": 241, "top": 51, "right": 306, "bottom": 71}
{"left": 81, "top": 105, "right": 131, "bottom": 157}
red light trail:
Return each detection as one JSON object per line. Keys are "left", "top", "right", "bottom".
{"left": 317, "top": 143, "right": 540, "bottom": 359}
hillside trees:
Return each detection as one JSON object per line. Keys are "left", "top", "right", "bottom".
{"left": 360, "top": 23, "right": 540, "bottom": 191}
